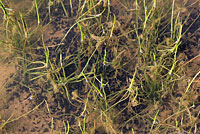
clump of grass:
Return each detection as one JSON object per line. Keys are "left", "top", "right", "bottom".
{"left": 0, "top": 0, "right": 40, "bottom": 61}
{"left": 71, "top": 0, "right": 199, "bottom": 133}
{"left": 1, "top": 0, "right": 199, "bottom": 133}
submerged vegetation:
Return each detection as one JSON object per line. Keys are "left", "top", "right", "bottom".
{"left": 0, "top": 0, "right": 199, "bottom": 133}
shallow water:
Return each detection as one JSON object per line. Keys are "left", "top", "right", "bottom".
{"left": 0, "top": 0, "right": 199, "bottom": 133}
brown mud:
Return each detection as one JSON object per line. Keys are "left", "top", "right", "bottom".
{"left": 0, "top": 0, "right": 200, "bottom": 134}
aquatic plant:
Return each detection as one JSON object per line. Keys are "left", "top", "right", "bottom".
{"left": 0, "top": 0, "right": 199, "bottom": 133}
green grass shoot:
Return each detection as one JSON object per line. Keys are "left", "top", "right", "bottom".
{"left": 34, "top": 0, "right": 40, "bottom": 24}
